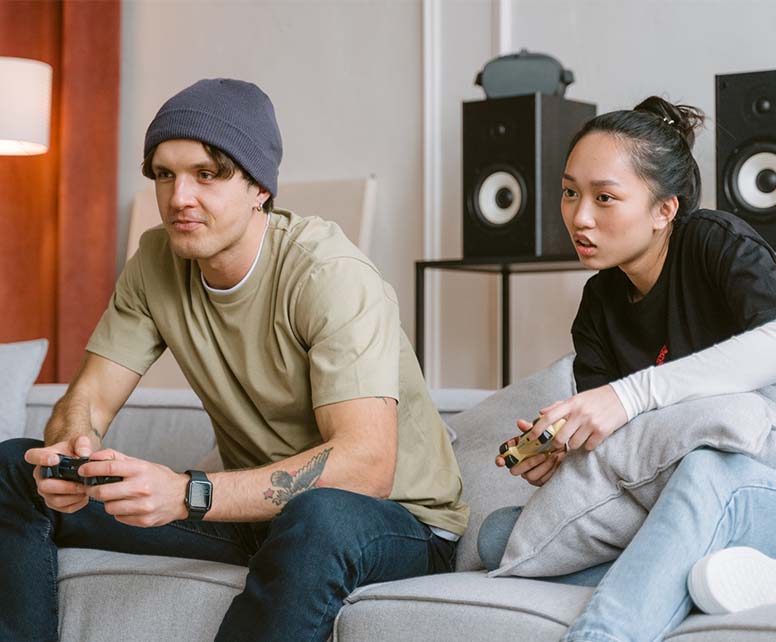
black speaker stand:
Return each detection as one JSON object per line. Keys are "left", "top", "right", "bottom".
{"left": 415, "top": 257, "right": 588, "bottom": 387}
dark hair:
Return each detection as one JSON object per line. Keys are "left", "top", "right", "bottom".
{"left": 141, "top": 142, "right": 274, "bottom": 214}
{"left": 567, "top": 96, "right": 706, "bottom": 218}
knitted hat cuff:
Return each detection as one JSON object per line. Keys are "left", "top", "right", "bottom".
{"left": 145, "top": 108, "right": 279, "bottom": 195}
{"left": 143, "top": 79, "right": 283, "bottom": 197}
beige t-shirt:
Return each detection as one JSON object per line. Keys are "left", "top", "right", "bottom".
{"left": 87, "top": 210, "right": 469, "bottom": 536}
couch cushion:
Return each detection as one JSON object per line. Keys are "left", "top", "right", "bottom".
{"left": 56, "top": 549, "right": 776, "bottom": 642}
{"left": 0, "top": 338, "right": 47, "bottom": 441}
{"left": 666, "top": 606, "right": 776, "bottom": 641}
{"left": 334, "top": 571, "right": 592, "bottom": 642}
{"left": 494, "top": 392, "right": 776, "bottom": 578}
{"left": 447, "top": 354, "right": 576, "bottom": 571}
{"left": 58, "top": 549, "right": 246, "bottom": 642}
{"left": 334, "top": 570, "right": 776, "bottom": 642}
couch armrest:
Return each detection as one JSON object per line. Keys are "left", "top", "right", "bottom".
{"left": 430, "top": 388, "right": 495, "bottom": 415}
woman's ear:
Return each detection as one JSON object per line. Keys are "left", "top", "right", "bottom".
{"left": 653, "top": 195, "right": 679, "bottom": 230}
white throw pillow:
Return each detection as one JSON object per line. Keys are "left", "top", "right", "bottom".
{"left": 0, "top": 339, "right": 49, "bottom": 441}
{"left": 492, "top": 391, "right": 776, "bottom": 578}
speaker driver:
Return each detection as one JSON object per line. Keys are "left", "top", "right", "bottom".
{"left": 475, "top": 169, "right": 526, "bottom": 226}
{"left": 727, "top": 143, "right": 776, "bottom": 213}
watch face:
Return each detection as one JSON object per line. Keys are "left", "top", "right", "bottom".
{"left": 188, "top": 480, "right": 212, "bottom": 510}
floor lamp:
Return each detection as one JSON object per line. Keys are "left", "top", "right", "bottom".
{"left": 0, "top": 56, "right": 52, "bottom": 155}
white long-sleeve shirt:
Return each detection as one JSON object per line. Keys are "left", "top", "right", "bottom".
{"left": 611, "top": 319, "right": 776, "bottom": 421}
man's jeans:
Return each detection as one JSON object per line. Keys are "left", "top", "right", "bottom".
{"left": 0, "top": 438, "right": 456, "bottom": 642}
{"left": 480, "top": 448, "right": 776, "bottom": 642}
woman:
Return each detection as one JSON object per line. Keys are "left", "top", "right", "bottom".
{"left": 479, "top": 96, "right": 776, "bottom": 642}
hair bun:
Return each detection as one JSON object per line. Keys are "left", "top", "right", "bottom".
{"left": 634, "top": 96, "right": 706, "bottom": 149}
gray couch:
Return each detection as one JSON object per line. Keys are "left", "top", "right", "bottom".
{"left": 22, "top": 373, "right": 776, "bottom": 642}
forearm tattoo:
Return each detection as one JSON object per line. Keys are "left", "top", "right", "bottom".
{"left": 263, "top": 447, "right": 333, "bottom": 506}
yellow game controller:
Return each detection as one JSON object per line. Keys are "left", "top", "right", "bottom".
{"left": 499, "top": 416, "right": 567, "bottom": 468}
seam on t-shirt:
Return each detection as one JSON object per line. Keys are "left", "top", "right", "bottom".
{"left": 136, "top": 228, "right": 160, "bottom": 316}
{"left": 692, "top": 210, "right": 776, "bottom": 258}
{"left": 281, "top": 219, "right": 381, "bottom": 275}
{"left": 290, "top": 247, "right": 382, "bottom": 280}
{"left": 289, "top": 255, "right": 388, "bottom": 345}
{"left": 751, "top": 307, "right": 776, "bottom": 328}
{"left": 269, "top": 213, "right": 384, "bottom": 308}
{"left": 85, "top": 346, "right": 147, "bottom": 377}
{"left": 696, "top": 212, "right": 776, "bottom": 324}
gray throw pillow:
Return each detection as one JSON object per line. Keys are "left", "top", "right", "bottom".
{"left": 491, "top": 391, "right": 776, "bottom": 578}
{"left": 0, "top": 339, "right": 49, "bottom": 441}
{"left": 448, "top": 353, "right": 576, "bottom": 571}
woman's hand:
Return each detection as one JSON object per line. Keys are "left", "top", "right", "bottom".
{"left": 525, "top": 384, "right": 628, "bottom": 452}
{"left": 495, "top": 419, "right": 568, "bottom": 487}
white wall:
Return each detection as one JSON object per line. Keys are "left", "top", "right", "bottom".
{"left": 434, "top": 1, "right": 499, "bottom": 388}
{"left": 511, "top": 0, "right": 776, "bottom": 205}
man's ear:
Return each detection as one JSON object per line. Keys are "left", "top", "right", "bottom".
{"left": 653, "top": 195, "right": 679, "bottom": 231}
{"left": 253, "top": 186, "right": 272, "bottom": 210}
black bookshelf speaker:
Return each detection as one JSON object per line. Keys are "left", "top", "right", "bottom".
{"left": 462, "top": 94, "right": 595, "bottom": 260}
{"left": 716, "top": 69, "right": 776, "bottom": 247}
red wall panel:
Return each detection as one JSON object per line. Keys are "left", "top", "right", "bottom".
{"left": 0, "top": 0, "right": 119, "bottom": 383}
{"left": 57, "top": 1, "right": 120, "bottom": 381}
{"left": 0, "top": 1, "right": 62, "bottom": 381}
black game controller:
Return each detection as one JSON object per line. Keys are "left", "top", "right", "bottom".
{"left": 40, "top": 455, "right": 122, "bottom": 486}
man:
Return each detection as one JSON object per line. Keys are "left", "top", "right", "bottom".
{"left": 0, "top": 78, "right": 468, "bottom": 642}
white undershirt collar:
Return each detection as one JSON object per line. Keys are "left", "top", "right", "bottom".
{"left": 201, "top": 215, "right": 270, "bottom": 295}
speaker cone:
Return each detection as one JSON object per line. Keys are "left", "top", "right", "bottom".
{"left": 726, "top": 143, "right": 776, "bottom": 214}
{"left": 474, "top": 169, "right": 526, "bottom": 226}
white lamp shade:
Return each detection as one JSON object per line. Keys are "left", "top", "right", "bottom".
{"left": 0, "top": 57, "right": 53, "bottom": 155}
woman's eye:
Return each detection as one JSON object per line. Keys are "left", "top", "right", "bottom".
{"left": 597, "top": 194, "right": 614, "bottom": 203}
{"left": 155, "top": 171, "right": 172, "bottom": 180}
{"left": 562, "top": 187, "right": 576, "bottom": 198}
{"left": 199, "top": 171, "right": 215, "bottom": 180}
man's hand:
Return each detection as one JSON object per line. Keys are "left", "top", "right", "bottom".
{"left": 525, "top": 384, "right": 628, "bottom": 452}
{"left": 25, "top": 434, "right": 101, "bottom": 514}
{"left": 495, "top": 419, "right": 567, "bottom": 487}
{"left": 78, "top": 450, "right": 189, "bottom": 528}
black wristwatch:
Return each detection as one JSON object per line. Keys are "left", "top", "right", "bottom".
{"left": 184, "top": 470, "right": 213, "bottom": 521}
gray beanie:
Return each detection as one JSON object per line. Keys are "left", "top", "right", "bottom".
{"left": 144, "top": 78, "right": 283, "bottom": 196}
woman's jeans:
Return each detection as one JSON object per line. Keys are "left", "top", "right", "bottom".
{"left": 479, "top": 448, "right": 776, "bottom": 642}
{"left": 0, "top": 437, "right": 456, "bottom": 642}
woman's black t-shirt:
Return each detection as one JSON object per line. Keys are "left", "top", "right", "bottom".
{"left": 572, "top": 209, "right": 776, "bottom": 392}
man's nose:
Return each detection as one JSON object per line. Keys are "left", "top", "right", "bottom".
{"left": 170, "top": 176, "right": 196, "bottom": 210}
